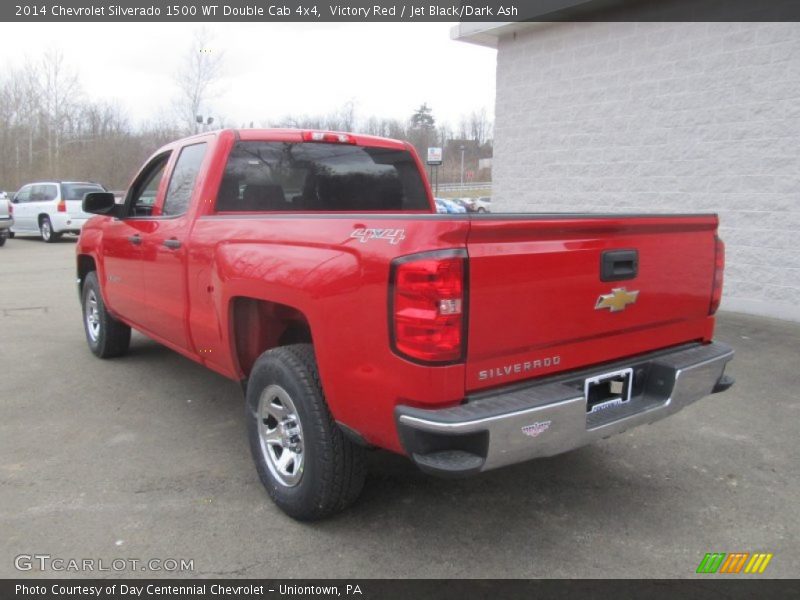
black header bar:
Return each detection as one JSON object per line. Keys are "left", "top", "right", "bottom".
{"left": 4, "top": 0, "right": 800, "bottom": 22}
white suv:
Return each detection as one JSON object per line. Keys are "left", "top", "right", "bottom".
{"left": 11, "top": 181, "right": 107, "bottom": 242}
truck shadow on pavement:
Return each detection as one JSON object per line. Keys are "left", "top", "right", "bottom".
{"left": 121, "top": 334, "right": 666, "bottom": 548}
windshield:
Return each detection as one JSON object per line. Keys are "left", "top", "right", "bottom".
{"left": 216, "top": 141, "right": 430, "bottom": 212}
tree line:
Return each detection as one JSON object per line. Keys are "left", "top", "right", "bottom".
{"left": 0, "top": 33, "right": 492, "bottom": 193}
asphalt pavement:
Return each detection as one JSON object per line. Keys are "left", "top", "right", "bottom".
{"left": 1, "top": 236, "right": 798, "bottom": 578}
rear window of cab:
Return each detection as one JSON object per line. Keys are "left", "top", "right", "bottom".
{"left": 215, "top": 141, "right": 430, "bottom": 212}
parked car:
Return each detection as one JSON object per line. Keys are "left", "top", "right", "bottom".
{"left": 11, "top": 181, "right": 107, "bottom": 242}
{"left": 435, "top": 197, "right": 467, "bottom": 214}
{"left": 473, "top": 196, "right": 491, "bottom": 213}
{"left": 449, "top": 197, "right": 475, "bottom": 212}
{"left": 0, "top": 197, "right": 12, "bottom": 246}
{"left": 77, "top": 129, "right": 734, "bottom": 520}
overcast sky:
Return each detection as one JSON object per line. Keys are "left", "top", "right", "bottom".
{"left": 0, "top": 22, "right": 496, "bottom": 129}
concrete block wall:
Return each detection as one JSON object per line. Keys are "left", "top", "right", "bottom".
{"left": 494, "top": 22, "right": 800, "bottom": 321}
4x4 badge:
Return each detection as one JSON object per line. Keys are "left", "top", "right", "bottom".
{"left": 595, "top": 287, "right": 639, "bottom": 312}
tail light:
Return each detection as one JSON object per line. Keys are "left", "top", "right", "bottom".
{"left": 57, "top": 200, "right": 66, "bottom": 212}
{"left": 302, "top": 131, "right": 356, "bottom": 144}
{"left": 709, "top": 236, "right": 725, "bottom": 315}
{"left": 8, "top": 202, "right": 12, "bottom": 215}
{"left": 390, "top": 250, "right": 467, "bottom": 364}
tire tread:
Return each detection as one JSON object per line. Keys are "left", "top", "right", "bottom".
{"left": 248, "top": 344, "right": 366, "bottom": 520}
{"left": 82, "top": 271, "right": 131, "bottom": 358}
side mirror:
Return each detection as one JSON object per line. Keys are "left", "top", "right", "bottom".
{"left": 83, "top": 192, "right": 118, "bottom": 216}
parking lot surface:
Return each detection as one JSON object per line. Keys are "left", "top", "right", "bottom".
{"left": 1, "top": 237, "right": 798, "bottom": 578}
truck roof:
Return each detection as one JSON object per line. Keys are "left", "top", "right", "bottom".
{"left": 177, "top": 128, "right": 410, "bottom": 150}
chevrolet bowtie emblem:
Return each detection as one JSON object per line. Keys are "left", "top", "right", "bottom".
{"left": 595, "top": 287, "right": 639, "bottom": 312}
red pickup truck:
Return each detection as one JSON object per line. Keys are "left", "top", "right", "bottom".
{"left": 77, "top": 129, "right": 734, "bottom": 520}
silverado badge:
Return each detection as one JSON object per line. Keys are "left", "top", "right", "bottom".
{"left": 595, "top": 287, "right": 639, "bottom": 312}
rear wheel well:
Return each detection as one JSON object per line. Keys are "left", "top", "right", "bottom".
{"left": 77, "top": 255, "right": 96, "bottom": 292}
{"left": 38, "top": 213, "right": 50, "bottom": 226}
{"left": 231, "top": 297, "right": 312, "bottom": 378}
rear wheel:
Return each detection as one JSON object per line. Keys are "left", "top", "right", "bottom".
{"left": 0, "top": 234, "right": 6, "bottom": 247}
{"left": 40, "top": 216, "right": 61, "bottom": 243}
{"left": 81, "top": 271, "right": 131, "bottom": 358}
{"left": 246, "top": 344, "right": 366, "bottom": 520}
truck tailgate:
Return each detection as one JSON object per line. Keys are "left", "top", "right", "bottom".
{"left": 465, "top": 214, "right": 718, "bottom": 391}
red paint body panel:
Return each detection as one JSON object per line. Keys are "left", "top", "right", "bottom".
{"left": 77, "top": 129, "right": 722, "bottom": 455}
{"left": 464, "top": 216, "right": 719, "bottom": 391}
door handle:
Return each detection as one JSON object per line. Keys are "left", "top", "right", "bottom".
{"left": 163, "top": 238, "right": 181, "bottom": 250}
{"left": 601, "top": 249, "right": 638, "bottom": 281}
{"left": 127, "top": 234, "right": 142, "bottom": 245}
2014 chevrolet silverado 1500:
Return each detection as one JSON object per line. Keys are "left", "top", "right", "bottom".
{"left": 77, "top": 129, "right": 734, "bottom": 520}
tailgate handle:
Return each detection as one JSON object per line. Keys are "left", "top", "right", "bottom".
{"left": 601, "top": 249, "right": 638, "bottom": 281}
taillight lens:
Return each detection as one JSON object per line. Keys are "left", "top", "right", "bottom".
{"left": 391, "top": 250, "right": 467, "bottom": 364}
{"left": 709, "top": 236, "right": 725, "bottom": 315}
{"left": 57, "top": 200, "right": 66, "bottom": 212}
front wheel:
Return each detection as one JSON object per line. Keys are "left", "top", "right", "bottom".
{"left": 246, "top": 344, "right": 366, "bottom": 520}
{"left": 40, "top": 216, "right": 61, "bottom": 243}
{"left": 0, "top": 233, "right": 6, "bottom": 247}
{"left": 81, "top": 271, "right": 131, "bottom": 358}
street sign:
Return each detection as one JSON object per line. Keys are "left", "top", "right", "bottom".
{"left": 427, "top": 147, "right": 443, "bottom": 165}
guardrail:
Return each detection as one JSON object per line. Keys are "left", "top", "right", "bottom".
{"left": 434, "top": 182, "right": 492, "bottom": 193}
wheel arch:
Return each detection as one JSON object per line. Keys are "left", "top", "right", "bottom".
{"left": 229, "top": 296, "right": 314, "bottom": 380}
{"left": 76, "top": 254, "right": 97, "bottom": 294}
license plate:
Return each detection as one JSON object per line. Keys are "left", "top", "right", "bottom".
{"left": 584, "top": 368, "right": 633, "bottom": 414}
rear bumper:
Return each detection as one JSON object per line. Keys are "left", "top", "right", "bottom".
{"left": 396, "top": 342, "right": 734, "bottom": 477}
{"left": 52, "top": 213, "right": 88, "bottom": 233}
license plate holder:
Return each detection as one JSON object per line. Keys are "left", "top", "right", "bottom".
{"left": 584, "top": 368, "right": 633, "bottom": 415}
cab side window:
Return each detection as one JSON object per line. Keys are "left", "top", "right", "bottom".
{"left": 30, "top": 185, "right": 47, "bottom": 202}
{"left": 42, "top": 184, "right": 58, "bottom": 201}
{"left": 163, "top": 143, "right": 208, "bottom": 217}
{"left": 125, "top": 153, "right": 170, "bottom": 217}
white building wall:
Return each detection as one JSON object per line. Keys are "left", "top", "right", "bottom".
{"left": 494, "top": 22, "right": 800, "bottom": 321}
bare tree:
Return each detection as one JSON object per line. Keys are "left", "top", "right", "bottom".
{"left": 38, "top": 50, "right": 82, "bottom": 174}
{"left": 0, "top": 44, "right": 492, "bottom": 192}
{"left": 0, "top": 61, "right": 44, "bottom": 185}
{"left": 174, "top": 28, "right": 224, "bottom": 134}
{"left": 467, "top": 108, "right": 492, "bottom": 146}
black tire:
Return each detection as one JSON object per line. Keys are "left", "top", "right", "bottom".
{"left": 246, "top": 344, "right": 366, "bottom": 520}
{"left": 8, "top": 231, "right": 14, "bottom": 239}
{"left": 81, "top": 271, "right": 131, "bottom": 358}
{"left": 40, "top": 216, "right": 61, "bottom": 243}
{"left": 0, "top": 234, "right": 6, "bottom": 247}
